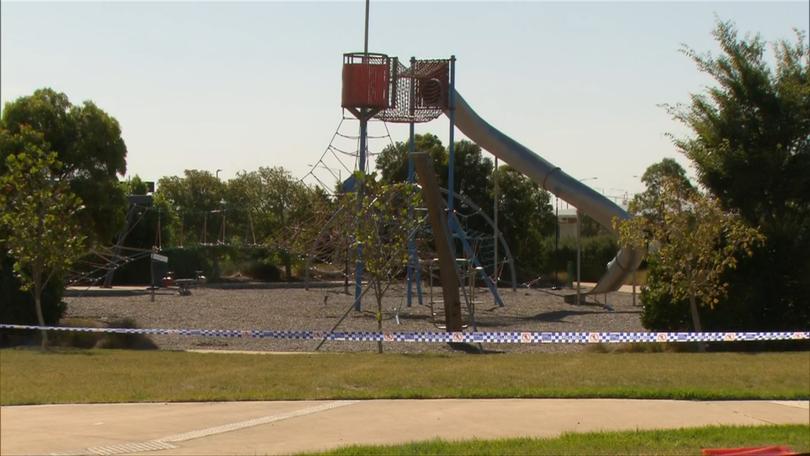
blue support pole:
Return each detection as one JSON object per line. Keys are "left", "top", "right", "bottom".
{"left": 406, "top": 57, "right": 417, "bottom": 307}
{"left": 406, "top": 122, "right": 416, "bottom": 307}
{"left": 354, "top": 116, "right": 368, "bottom": 311}
{"left": 448, "top": 211, "right": 504, "bottom": 307}
{"left": 359, "top": 117, "right": 367, "bottom": 173}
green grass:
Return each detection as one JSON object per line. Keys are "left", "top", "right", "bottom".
{"left": 1, "top": 349, "right": 808, "bottom": 405}
{"left": 305, "top": 425, "right": 810, "bottom": 455}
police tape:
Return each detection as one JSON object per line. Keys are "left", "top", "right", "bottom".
{"left": 1, "top": 324, "right": 808, "bottom": 344}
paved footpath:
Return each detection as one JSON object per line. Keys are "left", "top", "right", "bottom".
{"left": 2, "top": 399, "right": 808, "bottom": 455}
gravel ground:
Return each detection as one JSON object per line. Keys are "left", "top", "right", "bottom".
{"left": 63, "top": 284, "right": 645, "bottom": 353}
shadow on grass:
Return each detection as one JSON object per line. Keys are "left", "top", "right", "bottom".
{"left": 523, "top": 309, "right": 640, "bottom": 323}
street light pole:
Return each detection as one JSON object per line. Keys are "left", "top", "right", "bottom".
{"left": 553, "top": 196, "right": 559, "bottom": 290}
{"left": 576, "top": 208, "right": 581, "bottom": 304}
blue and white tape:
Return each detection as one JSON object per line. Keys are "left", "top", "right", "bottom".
{"left": 1, "top": 324, "right": 807, "bottom": 344}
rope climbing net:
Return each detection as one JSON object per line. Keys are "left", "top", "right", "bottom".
{"left": 375, "top": 58, "right": 449, "bottom": 124}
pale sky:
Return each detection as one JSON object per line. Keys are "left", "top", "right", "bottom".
{"left": 2, "top": 1, "right": 807, "bottom": 201}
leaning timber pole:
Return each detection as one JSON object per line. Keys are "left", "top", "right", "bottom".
{"left": 413, "top": 152, "right": 463, "bottom": 332}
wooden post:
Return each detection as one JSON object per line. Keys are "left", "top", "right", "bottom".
{"left": 413, "top": 152, "right": 463, "bottom": 332}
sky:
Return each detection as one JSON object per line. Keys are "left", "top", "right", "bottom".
{"left": 1, "top": 1, "right": 808, "bottom": 202}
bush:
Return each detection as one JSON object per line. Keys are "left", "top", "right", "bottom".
{"left": 94, "top": 318, "right": 158, "bottom": 350}
{"left": 50, "top": 318, "right": 105, "bottom": 349}
{"left": 242, "top": 258, "right": 281, "bottom": 282}
{"left": 555, "top": 235, "right": 619, "bottom": 282}
{"left": 506, "top": 234, "right": 619, "bottom": 285}
{"left": 101, "top": 245, "right": 290, "bottom": 284}
{"left": 0, "top": 251, "right": 66, "bottom": 346}
{"left": 165, "top": 246, "right": 216, "bottom": 281}
{"left": 640, "top": 257, "right": 810, "bottom": 351}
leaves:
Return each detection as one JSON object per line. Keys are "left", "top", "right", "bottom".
{"left": 616, "top": 176, "right": 763, "bottom": 310}
{"left": 665, "top": 19, "right": 810, "bottom": 329}
{"left": 0, "top": 132, "right": 86, "bottom": 292}
{"left": 0, "top": 88, "right": 128, "bottom": 244}
{"left": 336, "top": 174, "right": 421, "bottom": 301}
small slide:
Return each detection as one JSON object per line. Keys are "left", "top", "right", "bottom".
{"left": 447, "top": 91, "right": 643, "bottom": 294}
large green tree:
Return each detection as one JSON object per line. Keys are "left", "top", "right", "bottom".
{"left": 0, "top": 129, "right": 86, "bottom": 348}
{"left": 156, "top": 170, "right": 226, "bottom": 246}
{"left": 0, "top": 88, "right": 128, "bottom": 245}
{"left": 669, "top": 21, "right": 810, "bottom": 330}
{"left": 631, "top": 158, "right": 696, "bottom": 224}
{"left": 376, "top": 134, "right": 447, "bottom": 185}
{"left": 376, "top": 135, "right": 493, "bottom": 208}
{"left": 491, "top": 165, "right": 555, "bottom": 277}
{"left": 226, "top": 166, "right": 322, "bottom": 279}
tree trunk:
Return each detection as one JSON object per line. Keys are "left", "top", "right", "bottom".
{"left": 33, "top": 276, "right": 48, "bottom": 350}
{"left": 283, "top": 250, "right": 292, "bottom": 282}
{"left": 688, "top": 292, "right": 705, "bottom": 352}
{"left": 376, "top": 281, "right": 383, "bottom": 354}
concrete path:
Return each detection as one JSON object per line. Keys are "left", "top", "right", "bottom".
{"left": 2, "top": 400, "right": 807, "bottom": 455}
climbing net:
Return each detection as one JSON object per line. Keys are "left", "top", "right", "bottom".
{"left": 375, "top": 59, "right": 449, "bottom": 124}
{"left": 298, "top": 114, "right": 396, "bottom": 192}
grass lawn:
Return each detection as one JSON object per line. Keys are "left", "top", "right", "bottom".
{"left": 305, "top": 425, "right": 810, "bottom": 455}
{"left": 1, "top": 349, "right": 808, "bottom": 405}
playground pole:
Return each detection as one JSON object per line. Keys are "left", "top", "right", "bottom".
{"left": 576, "top": 209, "right": 581, "bottom": 305}
{"left": 352, "top": 115, "right": 368, "bottom": 310}
{"left": 353, "top": 0, "right": 372, "bottom": 311}
{"left": 363, "top": 0, "right": 369, "bottom": 56}
{"left": 406, "top": 57, "right": 417, "bottom": 307}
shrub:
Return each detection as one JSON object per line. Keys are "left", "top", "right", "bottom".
{"left": 95, "top": 318, "right": 158, "bottom": 350}
{"left": 640, "top": 257, "right": 810, "bottom": 351}
{"left": 0, "top": 251, "right": 66, "bottom": 346}
{"left": 50, "top": 318, "right": 105, "bottom": 349}
{"left": 556, "top": 235, "right": 619, "bottom": 282}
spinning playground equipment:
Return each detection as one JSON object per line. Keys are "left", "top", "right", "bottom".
{"left": 338, "top": 52, "right": 643, "bottom": 326}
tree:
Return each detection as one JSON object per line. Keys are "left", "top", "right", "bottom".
{"left": 1, "top": 88, "right": 128, "bottom": 245}
{"left": 453, "top": 140, "right": 493, "bottom": 212}
{"left": 0, "top": 128, "right": 86, "bottom": 348}
{"left": 339, "top": 174, "right": 419, "bottom": 353}
{"left": 615, "top": 177, "right": 763, "bottom": 339}
{"left": 669, "top": 20, "right": 810, "bottom": 329}
{"left": 157, "top": 170, "right": 226, "bottom": 246}
{"left": 376, "top": 134, "right": 447, "bottom": 185}
{"left": 491, "top": 165, "right": 555, "bottom": 278}
{"left": 227, "top": 166, "right": 319, "bottom": 279}
{"left": 376, "top": 135, "right": 493, "bottom": 211}
{"left": 631, "top": 158, "right": 696, "bottom": 224}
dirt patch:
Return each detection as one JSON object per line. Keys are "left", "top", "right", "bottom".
{"left": 63, "top": 285, "right": 645, "bottom": 353}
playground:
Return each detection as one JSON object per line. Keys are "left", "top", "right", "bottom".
{"left": 0, "top": 0, "right": 810, "bottom": 455}
{"left": 50, "top": 50, "right": 651, "bottom": 351}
